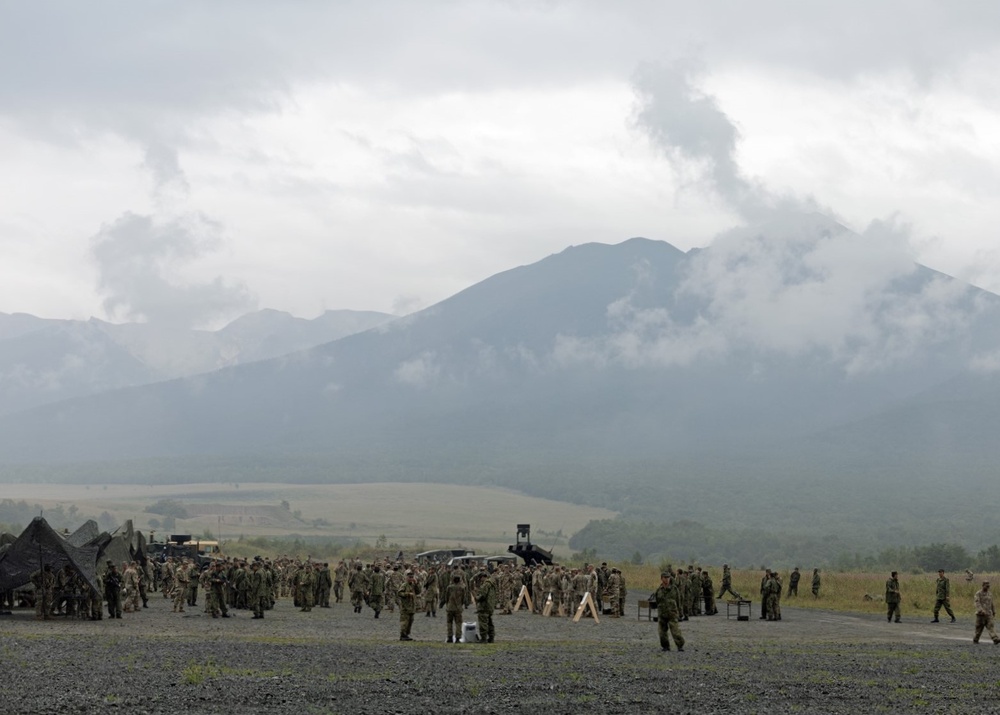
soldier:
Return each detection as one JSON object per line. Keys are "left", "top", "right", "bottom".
{"left": 443, "top": 574, "right": 468, "bottom": 643}
{"left": 544, "top": 567, "right": 560, "bottom": 616}
{"left": 298, "top": 562, "right": 316, "bottom": 612}
{"left": 594, "top": 563, "right": 606, "bottom": 613}
{"left": 973, "top": 581, "right": 1000, "bottom": 644}
{"left": 161, "top": 557, "right": 175, "bottom": 600}
{"left": 717, "top": 564, "right": 741, "bottom": 600}
{"left": 317, "top": 563, "right": 332, "bottom": 608}
{"left": 348, "top": 564, "right": 367, "bottom": 614}
{"left": 764, "top": 570, "right": 781, "bottom": 620}
{"left": 333, "top": 560, "right": 348, "bottom": 603}
{"left": 423, "top": 566, "right": 439, "bottom": 617}
{"left": 474, "top": 571, "right": 496, "bottom": 643}
{"left": 368, "top": 565, "right": 386, "bottom": 618}
{"left": 86, "top": 576, "right": 103, "bottom": 621}
{"left": 617, "top": 568, "right": 628, "bottom": 620}
{"left": 531, "top": 566, "right": 545, "bottom": 614}
{"left": 932, "top": 569, "right": 957, "bottom": 623}
{"left": 123, "top": 562, "right": 140, "bottom": 613}
{"left": 811, "top": 568, "right": 821, "bottom": 598}
{"left": 397, "top": 570, "right": 418, "bottom": 641}
{"left": 385, "top": 564, "right": 403, "bottom": 613}
{"left": 607, "top": 568, "right": 622, "bottom": 617}
{"left": 141, "top": 559, "right": 153, "bottom": 608}
{"left": 172, "top": 559, "right": 190, "bottom": 613}
{"left": 249, "top": 560, "right": 267, "bottom": 619}
{"left": 885, "top": 570, "right": 901, "bottom": 623}
{"left": 759, "top": 569, "right": 772, "bottom": 620}
{"left": 29, "top": 564, "right": 55, "bottom": 621}
{"left": 701, "top": 570, "right": 717, "bottom": 615}
{"left": 185, "top": 560, "right": 198, "bottom": 607}
{"left": 654, "top": 573, "right": 685, "bottom": 652}
{"left": 200, "top": 564, "right": 214, "bottom": 615}
{"left": 570, "top": 568, "right": 589, "bottom": 617}
{"left": 209, "top": 562, "right": 230, "bottom": 618}
{"left": 104, "top": 562, "right": 123, "bottom": 619}
{"left": 55, "top": 564, "right": 75, "bottom": 616}
{"left": 690, "top": 568, "right": 702, "bottom": 616}
{"left": 676, "top": 568, "right": 690, "bottom": 620}
{"left": 788, "top": 567, "right": 801, "bottom": 597}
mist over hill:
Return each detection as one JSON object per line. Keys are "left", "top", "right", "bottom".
{"left": 4, "top": 212, "right": 1000, "bottom": 561}
{"left": 0, "top": 308, "right": 395, "bottom": 415}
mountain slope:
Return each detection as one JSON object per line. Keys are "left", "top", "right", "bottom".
{"left": 3, "top": 214, "right": 1000, "bottom": 479}
{"left": 0, "top": 308, "right": 395, "bottom": 415}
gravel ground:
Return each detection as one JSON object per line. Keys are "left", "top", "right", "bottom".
{"left": 1, "top": 594, "right": 998, "bottom": 714}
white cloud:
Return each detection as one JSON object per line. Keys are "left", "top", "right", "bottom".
{"left": 90, "top": 212, "right": 255, "bottom": 329}
{"left": 393, "top": 351, "right": 440, "bottom": 388}
{"left": 1, "top": 2, "right": 1000, "bottom": 322}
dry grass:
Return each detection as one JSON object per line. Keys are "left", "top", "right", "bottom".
{"left": 596, "top": 565, "right": 989, "bottom": 618}
{"left": 3, "top": 482, "right": 615, "bottom": 559}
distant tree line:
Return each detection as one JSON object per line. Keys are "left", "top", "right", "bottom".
{"left": 570, "top": 518, "right": 1000, "bottom": 573}
{"left": 833, "top": 543, "right": 1000, "bottom": 573}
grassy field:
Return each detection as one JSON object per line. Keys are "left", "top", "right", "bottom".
{"left": 615, "top": 564, "right": 992, "bottom": 619}
{"left": 0, "top": 482, "right": 616, "bottom": 558}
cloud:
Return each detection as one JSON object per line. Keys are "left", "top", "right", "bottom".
{"left": 553, "top": 214, "right": 981, "bottom": 375}
{"left": 393, "top": 351, "right": 440, "bottom": 388}
{"left": 142, "top": 140, "right": 189, "bottom": 194}
{"left": 631, "top": 60, "right": 821, "bottom": 220}
{"left": 90, "top": 212, "right": 255, "bottom": 329}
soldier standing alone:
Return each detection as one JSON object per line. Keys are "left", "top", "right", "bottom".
{"left": 932, "top": 569, "right": 956, "bottom": 623}
{"left": 973, "top": 581, "right": 1000, "bottom": 644}
{"left": 654, "top": 572, "right": 684, "bottom": 652}
{"left": 885, "top": 571, "right": 901, "bottom": 623}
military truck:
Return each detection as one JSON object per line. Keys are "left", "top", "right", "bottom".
{"left": 146, "top": 534, "right": 221, "bottom": 566}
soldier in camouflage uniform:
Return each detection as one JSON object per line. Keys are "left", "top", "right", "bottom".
{"left": 30, "top": 564, "right": 55, "bottom": 620}
{"left": 617, "top": 568, "right": 628, "bottom": 619}
{"left": 701, "top": 570, "right": 717, "bottom": 615}
{"left": 209, "top": 561, "right": 230, "bottom": 618}
{"left": 317, "top": 563, "right": 332, "bottom": 608}
{"left": 654, "top": 573, "right": 684, "bottom": 652}
{"left": 104, "top": 562, "right": 123, "bottom": 619}
{"left": 973, "top": 581, "right": 1000, "bottom": 644}
{"left": 607, "top": 569, "right": 622, "bottom": 617}
{"left": 885, "top": 571, "right": 901, "bottom": 623}
{"left": 249, "top": 560, "right": 267, "bottom": 619}
{"left": 443, "top": 574, "right": 468, "bottom": 643}
{"left": 348, "top": 564, "right": 367, "bottom": 614}
{"left": 690, "top": 568, "right": 702, "bottom": 616}
{"left": 718, "top": 564, "right": 740, "bottom": 600}
{"left": 932, "top": 569, "right": 956, "bottom": 623}
{"left": 474, "top": 571, "right": 496, "bottom": 643}
{"left": 200, "top": 565, "right": 214, "bottom": 614}
{"left": 368, "top": 565, "right": 386, "bottom": 618}
{"left": 788, "top": 567, "right": 800, "bottom": 597}
{"left": 676, "top": 569, "right": 690, "bottom": 620}
{"left": 172, "top": 559, "right": 190, "bottom": 613}
{"left": 423, "top": 566, "right": 439, "bottom": 617}
{"left": 123, "top": 562, "right": 141, "bottom": 613}
{"left": 397, "top": 570, "right": 419, "bottom": 641}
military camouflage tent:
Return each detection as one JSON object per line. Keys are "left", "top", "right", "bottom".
{"left": 66, "top": 519, "right": 100, "bottom": 548}
{"left": 0, "top": 517, "right": 101, "bottom": 593}
{"left": 88, "top": 519, "right": 145, "bottom": 571}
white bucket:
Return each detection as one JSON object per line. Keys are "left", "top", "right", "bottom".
{"left": 460, "top": 621, "right": 478, "bottom": 643}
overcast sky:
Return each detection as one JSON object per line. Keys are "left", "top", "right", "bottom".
{"left": 2, "top": 1, "right": 999, "bottom": 329}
